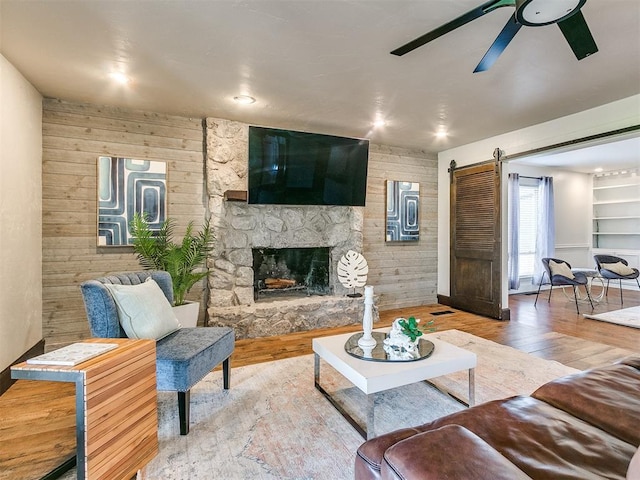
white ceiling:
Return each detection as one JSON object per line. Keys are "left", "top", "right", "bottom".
{"left": 1, "top": 0, "right": 639, "bottom": 167}
{"left": 513, "top": 135, "right": 640, "bottom": 173}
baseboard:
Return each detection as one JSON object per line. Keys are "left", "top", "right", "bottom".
{"left": 437, "top": 294, "right": 453, "bottom": 307}
{"left": 0, "top": 339, "right": 45, "bottom": 396}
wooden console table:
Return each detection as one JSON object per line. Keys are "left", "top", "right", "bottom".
{"left": 11, "top": 338, "right": 158, "bottom": 480}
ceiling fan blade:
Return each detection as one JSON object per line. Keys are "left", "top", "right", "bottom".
{"left": 557, "top": 10, "right": 598, "bottom": 60}
{"left": 473, "top": 13, "right": 522, "bottom": 73}
{"left": 391, "top": 0, "right": 515, "bottom": 56}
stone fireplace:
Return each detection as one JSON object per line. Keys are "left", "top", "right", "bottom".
{"left": 204, "top": 118, "right": 375, "bottom": 339}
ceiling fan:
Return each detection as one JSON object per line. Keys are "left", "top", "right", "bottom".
{"left": 391, "top": 0, "right": 598, "bottom": 72}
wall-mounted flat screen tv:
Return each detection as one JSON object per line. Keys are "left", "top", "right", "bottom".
{"left": 248, "top": 126, "right": 369, "bottom": 206}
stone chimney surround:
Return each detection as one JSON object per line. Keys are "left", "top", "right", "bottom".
{"left": 204, "top": 118, "right": 375, "bottom": 339}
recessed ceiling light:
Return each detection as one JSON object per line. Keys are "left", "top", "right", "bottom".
{"left": 373, "top": 119, "right": 386, "bottom": 128}
{"left": 233, "top": 95, "right": 256, "bottom": 105}
{"left": 109, "top": 72, "right": 130, "bottom": 85}
{"left": 435, "top": 129, "right": 448, "bottom": 139}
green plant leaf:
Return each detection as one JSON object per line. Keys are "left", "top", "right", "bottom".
{"left": 397, "top": 316, "right": 438, "bottom": 342}
{"left": 129, "top": 213, "right": 213, "bottom": 306}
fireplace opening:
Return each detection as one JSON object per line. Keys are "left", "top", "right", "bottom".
{"left": 253, "top": 247, "right": 331, "bottom": 301}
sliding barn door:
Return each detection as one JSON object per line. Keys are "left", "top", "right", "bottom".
{"left": 449, "top": 155, "right": 506, "bottom": 319}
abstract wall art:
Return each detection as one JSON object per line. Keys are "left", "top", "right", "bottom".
{"left": 386, "top": 180, "right": 419, "bottom": 242}
{"left": 97, "top": 156, "right": 167, "bottom": 246}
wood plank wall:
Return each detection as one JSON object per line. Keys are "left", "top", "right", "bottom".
{"left": 40, "top": 98, "right": 437, "bottom": 349}
{"left": 364, "top": 144, "right": 438, "bottom": 310}
{"left": 42, "top": 99, "right": 206, "bottom": 350}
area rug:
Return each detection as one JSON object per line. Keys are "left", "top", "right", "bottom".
{"left": 58, "top": 330, "right": 578, "bottom": 480}
{"left": 584, "top": 305, "right": 640, "bottom": 329}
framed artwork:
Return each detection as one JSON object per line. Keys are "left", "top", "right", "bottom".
{"left": 97, "top": 156, "right": 167, "bottom": 246}
{"left": 386, "top": 180, "right": 419, "bottom": 242}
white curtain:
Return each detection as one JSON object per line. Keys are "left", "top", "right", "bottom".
{"left": 507, "top": 173, "right": 520, "bottom": 290}
{"left": 532, "top": 176, "right": 555, "bottom": 285}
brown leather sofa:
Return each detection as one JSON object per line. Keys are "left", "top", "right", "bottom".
{"left": 355, "top": 357, "right": 640, "bottom": 480}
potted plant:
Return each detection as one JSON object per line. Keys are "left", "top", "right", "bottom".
{"left": 129, "top": 212, "right": 213, "bottom": 327}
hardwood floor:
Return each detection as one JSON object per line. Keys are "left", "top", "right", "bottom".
{"left": 1, "top": 287, "right": 639, "bottom": 480}
{"left": 231, "top": 287, "right": 640, "bottom": 369}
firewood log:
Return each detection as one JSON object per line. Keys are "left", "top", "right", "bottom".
{"left": 265, "top": 278, "right": 296, "bottom": 289}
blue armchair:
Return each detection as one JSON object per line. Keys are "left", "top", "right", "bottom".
{"left": 80, "top": 271, "right": 235, "bottom": 435}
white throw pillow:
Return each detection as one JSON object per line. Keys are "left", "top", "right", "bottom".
{"left": 105, "top": 277, "right": 181, "bottom": 340}
{"left": 548, "top": 260, "right": 575, "bottom": 279}
{"left": 601, "top": 261, "right": 635, "bottom": 276}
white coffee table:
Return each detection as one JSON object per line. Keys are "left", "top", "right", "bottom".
{"left": 312, "top": 328, "right": 477, "bottom": 439}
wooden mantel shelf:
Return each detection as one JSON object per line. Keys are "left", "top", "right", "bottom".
{"left": 224, "top": 190, "right": 248, "bottom": 202}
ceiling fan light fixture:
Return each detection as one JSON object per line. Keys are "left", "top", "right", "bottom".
{"left": 390, "top": 0, "right": 596, "bottom": 72}
{"left": 515, "top": 0, "right": 586, "bottom": 26}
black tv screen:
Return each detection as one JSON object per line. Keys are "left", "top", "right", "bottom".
{"left": 248, "top": 126, "right": 369, "bottom": 206}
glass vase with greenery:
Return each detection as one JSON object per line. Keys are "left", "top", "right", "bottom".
{"left": 130, "top": 212, "right": 213, "bottom": 306}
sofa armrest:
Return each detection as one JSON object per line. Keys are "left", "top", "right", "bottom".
{"left": 618, "top": 356, "right": 640, "bottom": 370}
{"left": 532, "top": 362, "right": 640, "bottom": 445}
{"left": 381, "top": 425, "right": 531, "bottom": 480}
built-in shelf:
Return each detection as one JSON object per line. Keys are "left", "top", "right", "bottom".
{"left": 592, "top": 232, "right": 640, "bottom": 236}
{"left": 592, "top": 171, "right": 640, "bottom": 252}
{"left": 592, "top": 198, "right": 640, "bottom": 205}
{"left": 224, "top": 190, "right": 248, "bottom": 202}
{"left": 593, "top": 182, "right": 640, "bottom": 190}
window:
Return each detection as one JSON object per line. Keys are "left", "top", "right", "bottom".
{"left": 518, "top": 180, "right": 540, "bottom": 277}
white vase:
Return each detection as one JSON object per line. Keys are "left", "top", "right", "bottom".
{"left": 172, "top": 301, "right": 200, "bottom": 328}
